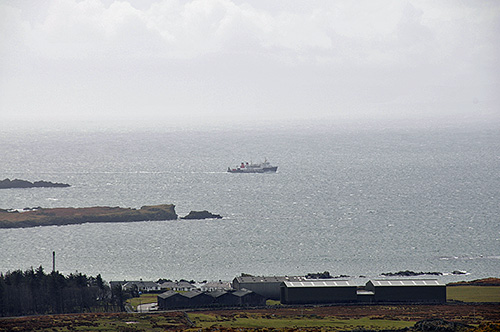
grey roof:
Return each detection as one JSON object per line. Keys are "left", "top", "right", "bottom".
{"left": 177, "top": 281, "right": 196, "bottom": 288}
{"left": 369, "top": 279, "right": 445, "bottom": 287}
{"left": 208, "top": 290, "right": 229, "bottom": 298}
{"left": 182, "top": 290, "right": 207, "bottom": 298}
{"left": 235, "top": 276, "right": 305, "bottom": 283}
{"left": 232, "top": 289, "right": 254, "bottom": 297}
{"left": 201, "top": 281, "right": 232, "bottom": 289}
{"left": 159, "top": 281, "right": 177, "bottom": 289}
{"left": 283, "top": 280, "right": 356, "bottom": 288}
{"left": 158, "top": 290, "right": 180, "bottom": 299}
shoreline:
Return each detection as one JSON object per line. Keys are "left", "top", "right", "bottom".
{"left": 0, "top": 204, "right": 178, "bottom": 229}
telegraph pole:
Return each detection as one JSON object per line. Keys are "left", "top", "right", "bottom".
{"left": 52, "top": 251, "right": 56, "bottom": 272}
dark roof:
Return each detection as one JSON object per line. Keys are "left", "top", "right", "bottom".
{"left": 233, "top": 289, "right": 255, "bottom": 297}
{"left": 208, "top": 290, "right": 229, "bottom": 298}
{"left": 182, "top": 290, "right": 207, "bottom": 299}
{"left": 158, "top": 290, "right": 181, "bottom": 299}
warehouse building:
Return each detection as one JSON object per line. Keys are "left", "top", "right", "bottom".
{"left": 232, "top": 276, "right": 306, "bottom": 300}
{"left": 157, "top": 290, "right": 187, "bottom": 309}
{"left": 280, "top": 280, "right": 358, "bottom": 304}
{"left": 365, "top": 279, "right": 446, "bottom": 303}
{"left": 233, "top": 289, "right": 267, "bottom": 306}
{"left": 208, "top": 290, "right": 240, "bottom": 307}
{"left": 182, "top": 290, "right": 214, "bottom": 307}
{"left": 157, "top": 289, "right": 266, "bottom": 310}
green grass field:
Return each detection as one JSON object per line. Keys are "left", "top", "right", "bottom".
{"left": 126, "top": 293, "right": 158, "bottom": 310}
{"left": 447, "top": 286, "right": 500, "bottom": 302}
{"left": 189, "top": 313, "right": 416, "bottom": 330}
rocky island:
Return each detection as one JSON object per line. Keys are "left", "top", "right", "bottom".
{"left": 181, "top": 210, "right": 223, "bottom": 219}
{"left": 0, "top": 178, "right": 70, "bottom": 189}
{"left": 0, "top": 204, "right": 178, "bottom": 228}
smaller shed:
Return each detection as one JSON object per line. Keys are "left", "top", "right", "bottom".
{"left": 182, "top": 290, "right": 214, "bottom": 307}
{"left": 157, "top": 290, "right": 186, "bottom": 310}
{"left": 280, "top": 280, "right": 357, "bottom": 304}
{"left": 365, "top": 279, "right": 446, "bottom": 303}
{"left": 233, "top": 289, "right": 267, "bottom": 306}
{"left": 208, "top": 290, "right": 240, "bottom": 307}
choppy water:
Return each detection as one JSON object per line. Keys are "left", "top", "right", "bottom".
{"left": 0, "top": 123, "right": 499, "bottom": 283}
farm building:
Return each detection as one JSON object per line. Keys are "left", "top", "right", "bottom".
{"left": 182, "top": 290, "right": 214, "bottom": 307}
{"left": 208, "top": 290, "right": 240, "bottom": 307}
{"left": 233, "top": 289, "right": 267, "bottom": 306}
{"left": 158, "top": 289, "right": 266, "bottom": 309}
{"left": 365, "top": 279, "right": 446, "bottom": 303}
{"left": 280, "top": 280, "right": 358, "bottom": 304}
{"left": 157, "top": 290, "right": 187, "bottom": 309}
{"left": 232, "top": 276, "right": 306, "bottom": 300}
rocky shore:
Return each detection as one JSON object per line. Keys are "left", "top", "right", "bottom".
{"left": 0, "top": 178, "right": 70, "bottom": 189}
{"left": 0, "top": 205, "right": 224, "bottom": 228}
{"left": 0, "top": 204, "right": 178, "bottom": 228}
{"left": 181, "top": 210, "right": 223, "bottom": 219}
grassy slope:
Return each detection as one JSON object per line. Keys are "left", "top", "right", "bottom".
{"left": 447, "top": 286, "right": 500, "bottom": 302}
{"left": 0, "top": 204, "right": 177, "bottom": 228}
{"left": 190, "top": 313, "right": 416, "bottom": 330}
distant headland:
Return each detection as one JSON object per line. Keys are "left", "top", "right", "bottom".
{"left": 0, "top": 204, "right": 178, "bottom": 228}
{"left": 0, "top": 178, "right": 70, "bottom": 189}
{"left": 0, "top": 205, "right": 223, "bottom": 228}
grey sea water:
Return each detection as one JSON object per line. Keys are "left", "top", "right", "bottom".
{"left": 0, "top": 124, "right": 499, "bottom": 283}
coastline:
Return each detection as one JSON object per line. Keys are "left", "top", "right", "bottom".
{"left": 0, "top": 178, "right": 70, "bottom": 189}
{"left": 0, "top": 204, "right": 178, "bottom": 229}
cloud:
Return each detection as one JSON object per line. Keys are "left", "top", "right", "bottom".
{"left": 0, "top": 0, "right": 499, "bottom": 128}
{"left": 3, "top": 0, "right": 498, "bottom": 65}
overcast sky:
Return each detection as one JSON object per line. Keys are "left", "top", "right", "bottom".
{"left": 1, "top": 0, "right": 499, "bottom": 130}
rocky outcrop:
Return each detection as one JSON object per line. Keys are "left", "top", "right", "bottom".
{"left": 381, "top": 270, "right": 443, "bottom": 277}
{"left": 0, "top": 178, "right": 70, "bottom": 189}
{"left": 0, "top": 204, "right": 177, "bottom": 228}
{"left": 181, "top": 210, "right": 222, "bottom": 220}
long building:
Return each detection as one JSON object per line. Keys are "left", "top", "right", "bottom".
{"left": 280, "top": 279, "right": 446, "bottom": 305}
{"left": 157, "top": 289, "right": 266, "bottom": 310}
{"left": 232, "top": 276, "right": 306, "bottom": 300}
{"left": 280, "top": 280, "right": 357, "bottom": 304}
{"left": 365, "top": 279, "right": 446, "bottom": 303}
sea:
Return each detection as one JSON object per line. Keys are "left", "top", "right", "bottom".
{"left": 1, "top": 121, "right": 499, "bottom": 284}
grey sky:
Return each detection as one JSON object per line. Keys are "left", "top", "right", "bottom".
{"left": 1, "top": 0, "right": 499, "bottom": 129}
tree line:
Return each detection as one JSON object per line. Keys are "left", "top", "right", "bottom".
{"left": 0, "top": 266, "right": 127, "bottom": 317}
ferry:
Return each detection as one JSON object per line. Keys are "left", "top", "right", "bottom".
{"left": 227, "top": 160, "right": 278, "bottom": 173}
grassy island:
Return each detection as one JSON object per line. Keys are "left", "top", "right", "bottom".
{"left": 0, "top": 204, "right": 177, "bottom": 228}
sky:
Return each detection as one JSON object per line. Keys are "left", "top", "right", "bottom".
{"left": 1, "top": 0, "right": 499, "bottom": 130}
